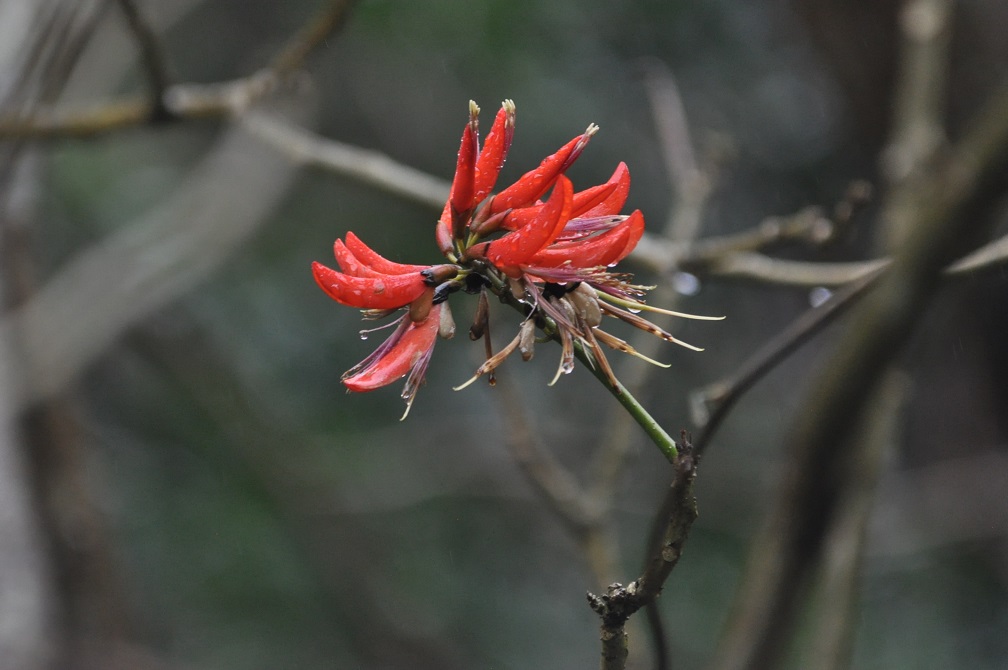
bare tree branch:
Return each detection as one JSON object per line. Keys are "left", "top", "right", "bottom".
{"left": 0, "top": 0, "right": 356, "bottom": 139}
{"left": 3, "top": 107, "right": 306, "bottom": 412}
{"left": 588, "top": 441, "right": 698, "bottom": 670}
{"left": 241, "top": 112, "right": 450, "bottom": 208}
{"left": 709, "top": 78, "right": 1008, "bottom": 670}
{"left": 800, "top": 371, "right": 906, "bottom": 670}
{"left": 114, "top": 0, "right": 173, "bottom": 119}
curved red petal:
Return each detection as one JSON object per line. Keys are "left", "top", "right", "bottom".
{"left": 473, "top": 100, "right": 515, "bottom": 203}
{"left": 609, "top": 209, "right": 646, "bottom": 263}
{"left": 333, "top": 239, "right": 382, "bottom": 277}
{"left": 449, "top": 117, "right": 478, "bottom": 217}
{"left": 343, "top": 305, "right": 441, "bottom": 391}
{"left": 490, "top": 125, "right": 596, "bottom": 213}
{"left": 579, "top": 162, "right": 630, "bottom": 218}
{"left": 484, "top": 175, "right": 573, "bottom": 271}
{"left": 312, "top": 261, "right": 427, "bottom": 309}
{"left": 526, "top": 210, "right": 644, "bottom": 268}
{"left": 502, "top": 179, "right": 619, "bottom": 232}
{"left": 570, "top": 180, "right": 619, "bottom": 218}
{"left": 344, "top": 232, "right": 428, "bottom": 275}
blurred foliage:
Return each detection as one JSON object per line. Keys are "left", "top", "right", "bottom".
{"left": 28, "top": 0, "right": 1008, "bottom": 668}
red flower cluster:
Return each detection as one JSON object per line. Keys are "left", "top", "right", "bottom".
{"left": 313, "top": 100, "right": 719, "bottom": 417}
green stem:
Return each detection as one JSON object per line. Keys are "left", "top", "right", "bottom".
{"left": 576, "top": 347, "right": 679, "bottom": 463}
{"left": 484, "top": 269, "right": 679, "bottom": 463}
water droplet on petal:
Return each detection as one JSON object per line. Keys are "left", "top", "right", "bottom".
{"left": 359, "top": 331, "right": 369, "bottom": 340}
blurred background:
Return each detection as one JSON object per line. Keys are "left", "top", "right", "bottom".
{"left": 1, "top": 0, "right": 1007, "bottom": 668}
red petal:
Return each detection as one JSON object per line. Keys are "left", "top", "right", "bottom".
{"left": 344, "top": 232, "right": 428, "bottom": 275}
{"left": 501, "top": 180, "right": 618, "bottom": 231}
{"left": 526, "top": 210, "right": 644, "bottom": 268}
{"left": 473, "top": 100, "right": 515, "bottom": 203}
{"left": 312, "top": 261, "right": 427, "bottom": 309}
{"left": 333, "top": 239, "right": 382, "bottom": 277}
{"left": 570, "top": 180, "right": 619, "bottom": 218}
{"left": 449, "top": 107, "right": 479, "bottom": 227}
{"left": 343, "top": 306, "right": 441, "bottom": 391}
{"left": 483, "top": 175, "right": 573, "bottom": 273}
{"left": 579, "top": 162, "right": 630, "bottom": 217}
{"left": 490, "top": 125, "right": 597, "bottom": 213}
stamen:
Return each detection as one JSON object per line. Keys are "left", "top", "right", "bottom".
{"left": 453, "top": 331, "right": 522, "bottom": 391}
{"left": 597, "top": 291, "right": 725, "bottom": 321}
{"left": 580, "top": 321, "right": 619, "bottom": 388}
{"left": 548, "top": 327, "right": 575, "bottom": 386}
{"left": 399, "top": 345, "right": 435, "bottom": 421}
{"left": 599, "top": 301, "right": 705, "bottom": 351}
{"left": 593, "top": 328, "right": 671, "bottom": 368}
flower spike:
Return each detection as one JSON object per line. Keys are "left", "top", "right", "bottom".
{"left": 312, "top": 98, "right": 722, "bottom": 417}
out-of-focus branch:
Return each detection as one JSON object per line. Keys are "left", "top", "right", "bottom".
{"left": 881, "top": 0, "right": 952, "bottom": 187}
{"left": 799, "top": 371, "right": 905, "bottom": 670}
{"left": 2, "top": 108, "right": 305, "bottom": 412}
{"left": 270, "top": 0, "right": 358, "bottom": 77}
{"left": 689, "top": 264, "right": 885, "bottom": 452}
{"left": 633, "top": 216, "right": 1008, "bottom": 287}
{"left": 497, "top": 378, "right": 620, "bottom": 588}
{"left": 241, "top": 112, "right": 450, "bottom": 208}
{"left": 0, "top": 0, "right": 356, "bottom": 139}
{"left": 709, "top": 78, "right": 1008, "bottom": 670}
{"left": 114, "top": 0, "right": 173, "bottom": 119}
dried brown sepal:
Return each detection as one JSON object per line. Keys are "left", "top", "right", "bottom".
{"left": 470, "top": 288, "right": 490, "bottom": 340}
{"left": 567, "top": 283, "right": 602, "bottom": 328}
{"left": 519, "top": 318, "right": 536, "bottom": 361}
{"left": 438, "top": 301, "right": 456, "bottom": 339}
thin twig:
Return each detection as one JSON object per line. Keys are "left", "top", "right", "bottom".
{"left": 689, "top": 264, "right": 886, "bottom": 451}
{"left": 0, "top": 0, "right": 357, "bottom": 140}
{"left": 241, "top": 112, "right": 450, "bottom": 208}
{"left": 588, "top": 63, "right": 710, "bottom": 502}
{"left": 270, "top": 0, "right": 358, "bottom": 76}
{"left": 114, "top": 0, "right": 173, "bottom": 119}
{"left": 880, "top": 0, "right": 952, "bottom": 188}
